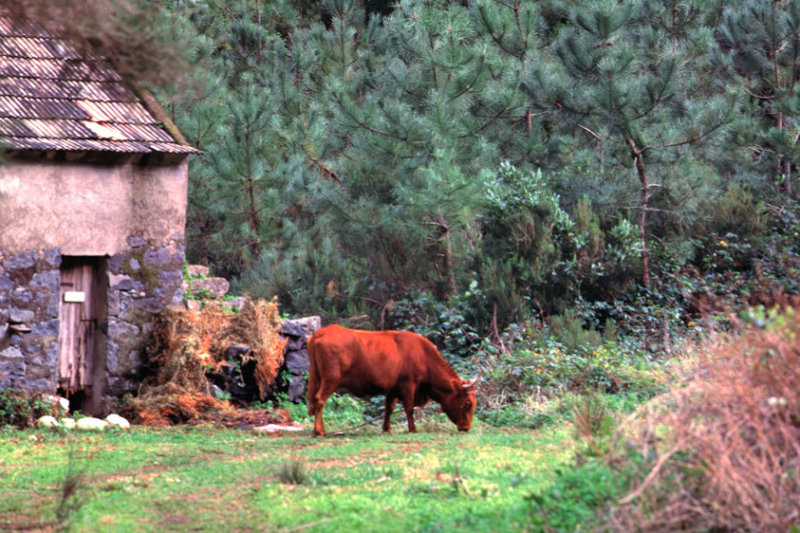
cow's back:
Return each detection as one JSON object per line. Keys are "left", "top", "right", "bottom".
{"left": 307, "top": 325, "right": 421, "bottom": 397}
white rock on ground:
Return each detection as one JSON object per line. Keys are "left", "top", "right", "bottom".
{"left": 36, "top": 415, "right": 60, "bottom": 428}
{"left": 76, "top": 417, "right": 109, "bottom": 431}
{"left": 254, "top": 423, "right": 305, "bottom": 433}
{"left": 104, "top": 414, "right": 130, "bottom": 429}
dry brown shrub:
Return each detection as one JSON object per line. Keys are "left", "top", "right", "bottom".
{"left": 608, "top": 309, "right": 800, "bottom": 531}
{"left": 121, "top": 298, "right": 285, "bottom": 425}
{"left": 220, "top": 297, "right": 287, "bottom": 400}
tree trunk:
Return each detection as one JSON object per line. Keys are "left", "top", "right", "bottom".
{"left": 627, "top": 137, "right": 651, "bottom": 287}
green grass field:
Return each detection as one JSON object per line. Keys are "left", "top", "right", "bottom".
{"left": 0, "top": 417, "right": 577, "bottom": 532}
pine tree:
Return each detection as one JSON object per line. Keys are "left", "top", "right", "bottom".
{"left": 720, "top": 0, "right": 800, "bottom": 194}
{"left": 525, "top": 0, "right": 736, "bottom": 286}
{"left": 311, "top": 0, "right": 546, "bottom": 301}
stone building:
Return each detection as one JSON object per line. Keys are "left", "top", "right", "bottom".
{"left": 0, "top": 17, "right": 198, "bottom": 414}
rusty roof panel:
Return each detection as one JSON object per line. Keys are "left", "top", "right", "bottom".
{"left": 0, "top": 36, "right": 79, "bottom": 59}
{"left": 0, "top": 136, "right": 199, "bottom": 153}
{"left": 0, "top": 97, "right": 154, "bottom": 123}
{"left": 0, "top": 56, "right": 121, "bottom": 82}
{"left": 0, "top": 97, "right": 90, "bottom": 120}
{"left": 0, "top": 18, "right": 49, "bottom": 39}
{"left": 0, "top": 78, "right": 134, "bottom": 101}
{"left": 0, "top": 16, "right": 198, "bottom": 154}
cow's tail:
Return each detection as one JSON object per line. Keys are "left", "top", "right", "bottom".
{"left": 307, "top": 333, "right": 320, "bottom": 416}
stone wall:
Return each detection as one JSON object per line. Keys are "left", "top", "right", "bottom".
{"left": 182, "top": 265, "right": 320, "bottom": 404}
{"left": 280, "top": 317, "right": 321, "bottom": 403}
{"left": 104, "top": 235, "right": 186, "bottom": 400}
{"left": 0, "top": 248, "right": 61, "bottom": 392}
{"left": 0, "top": 235, "right": 185, "bottom": 414}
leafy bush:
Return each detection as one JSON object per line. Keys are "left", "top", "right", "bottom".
{"left": 476, "top": 321, "right": 665, "bottom": 429}
{"left": 0, "top": 389, "right": 59, "bottom": 429}
{"left": 384, "top": 284, "right": 487, "bottom": 372}
{"left": 477, "top": 163, "right": 642, "bottom": 328}
{"left": 481, "top": 334, "right": 663, "bottom": 401}
{"left": 547, "top": 309, "right": 608, "bottom": 354}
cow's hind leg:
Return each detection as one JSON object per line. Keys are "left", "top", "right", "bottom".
{"left": 383, "top": 396, "right": 397, "bottom": 433}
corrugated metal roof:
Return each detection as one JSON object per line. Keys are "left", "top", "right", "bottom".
{"left": 0, "top": 16, "right": 198, "bottom": 154}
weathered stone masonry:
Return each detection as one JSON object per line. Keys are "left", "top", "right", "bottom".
{"left": 0, "top": 248, "right": 61, "bottom": 392}
{"left": 0, "top": 236, "right": 186, "bottom": 411}
{"left": 104, "top": 235, "right": 186, "bottom": 399}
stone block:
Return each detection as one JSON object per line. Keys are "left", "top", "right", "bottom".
{"left": 285, "top": 348, "right": 309, "bottom": 373}
{"left": 43, "top": 248, "right": 61, "bottom": 268}
{"left": 189, "top": 277, "right": 230, "bottom": 299}
{"left": 283, "top": 335, "right": 306, "bottom": 351}
{"left": 9, "top": 308, "right": 35, "bottom": 324}
{"left": 108, "top": 319, "right": 140, "bottom": 339}
{"left": 108, "top": 253, "right": 126, "bottom": 273}
{"left": 31, "top": 270, "right": 59, "bottom": 291}
{"left": 288, "top": 374, "right": 307, "bottom": 403}
{"left": 225, "top": 297, "right": 247, "bottom": 310}
{"left": 127, "top": 235, "right": 147, "bottom": 248}
{"left": 4, "top": 252, "right": 37, "bottom": 271}
{"left": 108, "top": 291, "right": 120, "bottom": 316}
{"left": 32, "top": 319, "right": 59, "bottom": 338}
{"left": 0, "top": 346, "right": 25, "bottom": 387}
{"left": 186, "top": 264, "right": 210, "bottom": 277}
{"left": 280, "top": 316, "right": 321, "bottom": 338}
{"left": 0, "top": 275, "right": 13, "bottom": 290}
{"left": 143, "top": 248, "right": 174, "bottom": 266}
{"left": 46, "top": 292, "right": 60, "bottom": 317}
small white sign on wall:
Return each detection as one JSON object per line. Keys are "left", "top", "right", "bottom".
{"left": 63, "top": 291, "right": 86, "bottom": 303}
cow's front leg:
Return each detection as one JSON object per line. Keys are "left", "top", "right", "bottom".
{"left": 399, "top": 390, "right": 418, "bottom": 433}
{"left": 312, "top": 402, "right": 326, "bottom": 437}
{"left": 383, "top": 397, "right": 398, "bottom": 433}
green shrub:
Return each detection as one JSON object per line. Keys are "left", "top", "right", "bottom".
{"left": 548, "top": 310, "right": 605, "bottom": 354}
{"left": 385, "top": 284, "right": 487, "bottom": 372}
{"left": 706, "top": 183, "right": 765, "bottom": 239}
{"left": 0, "top": 388, "right": 58, "bottom": 429}
{"left": 483, "top": 337, "right": 662, "bottom": 400}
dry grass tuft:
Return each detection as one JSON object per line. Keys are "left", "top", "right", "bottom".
{"left": 608, "top": 309, "right": 800, "bottom": 531}
{"left": 121, "top": 298, "right": 285, "bottom": 425}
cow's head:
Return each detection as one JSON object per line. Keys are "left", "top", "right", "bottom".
{"left": 442, "top": 376, "right": 479, "bottom": 431}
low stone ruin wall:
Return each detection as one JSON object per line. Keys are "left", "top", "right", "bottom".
{"left": 279, "top": 316, "right": 321, "bottom": 403}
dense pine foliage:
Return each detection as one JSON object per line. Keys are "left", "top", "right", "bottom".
{"left": 158, "top": 0, "right": 799, "bottom": 346}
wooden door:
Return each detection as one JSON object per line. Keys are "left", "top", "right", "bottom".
{"left": 58, "top": 259, "right": 99, "bottom": 393}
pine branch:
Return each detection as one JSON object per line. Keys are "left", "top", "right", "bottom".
{"left": 334, "top": 93, "right": 422, "bottom": 142}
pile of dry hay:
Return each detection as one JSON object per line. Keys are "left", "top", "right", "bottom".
{"left": 120, "top": 297, "right": 287, "bottom": 426}
{"left": 607, "top": 308, "right": 800, "bottom": 531}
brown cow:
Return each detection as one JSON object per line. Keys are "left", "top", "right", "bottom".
{"left": 307, "top": 325, "right": 478, "bottom": 437}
